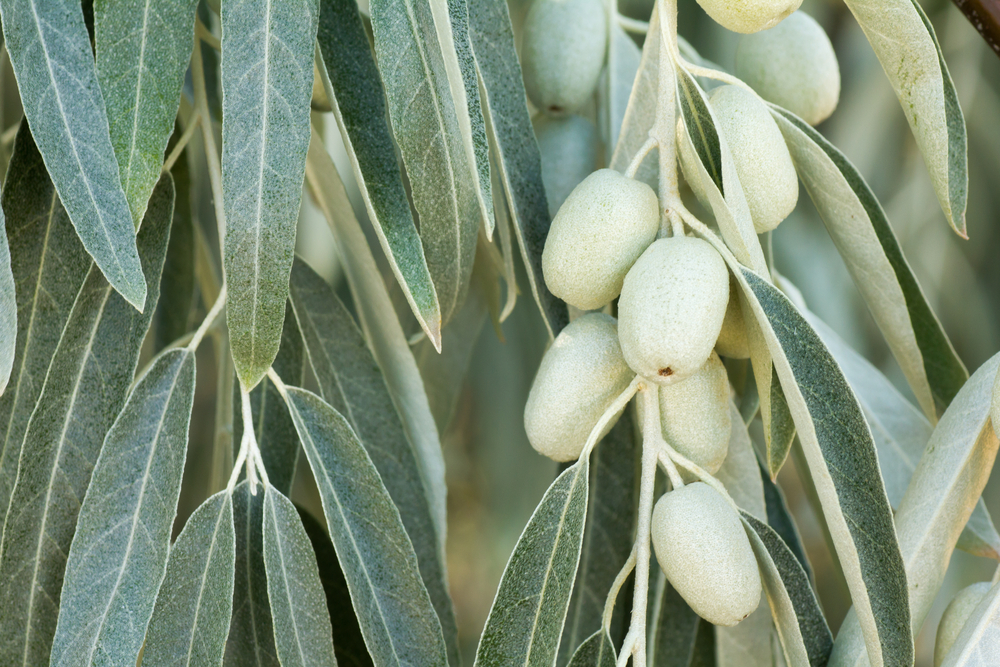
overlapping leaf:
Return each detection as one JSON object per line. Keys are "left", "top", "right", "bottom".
{"left": 648, "top": 575, "right": 713, "bottom": 667}
{"left": 567, "top": 630, "right": 616, "bottom": 667}
{"left": 0, "top": 207, "right": 13, "bottom": 394}
{"left": 939, "top": 579, "right": 1000, "bottom": 667}
{"left": 604, "top": 23, "right": 642, "bottom": 152}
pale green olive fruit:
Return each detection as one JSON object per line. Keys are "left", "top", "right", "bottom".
{"left": 934, "top": 582, "right": 992, "bottom": 666}
{"left": 735, "top": 11, "right": 841, "bottom": 126}
{"left": 991, "top": 366, "right": 1000, "bottom": 440}
{"left": 542, "top": 169, "right": 660, "bottom": 310}
{"left": 617, "top": 237, "right": 729, "bottom": 384}
{"left": 521, "top": 0, "right": 607, "bottom": 115}
{"left": 716, "top": 281, "right": 750, "bottom": 359}
{"left": 534, "top": 114, "right": 599, "bottom": 217}
{"left": 708, "top": 85, "right": 798, "bottom": 233}
{"left": 695, "top": 0, "right": 801, "bottom": 34}
{"left": 651, "top": 482, "right": 761, "bottom": 626}
{"left": 524, "top": 313, "right": 634, "bottom": 462}
{"left": 659, "top": 352, "right": 732, "bottom": 473}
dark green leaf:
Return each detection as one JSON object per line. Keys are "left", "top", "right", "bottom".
{"left": 758, "top": 461, "right": 811, "bottom": 581}
{"left": 566, "top": 630, "right": 616, "bottom": 667}
{"left": 648, "top": 575, "right": 701, "bottom": 667}
{"left": 676, "top": 67, "right": 722, "bottom": 194}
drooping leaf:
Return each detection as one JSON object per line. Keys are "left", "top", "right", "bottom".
{"left": 0, "top": 0, "right": 147, "bottom": 309}
{"left": 647, "top": 575, "right": 704, "bottom": 667}
{"left": 0, "top": 207, "right": 13, "bottom": 395}
{"left": 604, "top": 23, "right": 642, "bottom": 153}
{"left": 758, "top": 461, "right": 811, "bottom": 581}
{"left": 50, "top": 347, "right": 196, "bottom": 667}
{"left": 566, "top": 630, "right": 616, "bottom": 667}
{"left": 142, "top": 490, "right": 236, "bottom": 667}
{"left": 315, "top": 0, "right": 442, "bottom": 345}
{"left": 716, "top": 402, "right": 766, "bottom": 521}
{"left": 474, "top": 458, "right": 590, "bottom": 667}
{"left": 716, "top": 598, "right": 775, "bottom": 667}
{"left": 94, "top": 0, "right": 198, "bottom": 225}
{"left": 676, "top": 67, "right": 722, "bottom": 195}
{"left": 221, "top": 0, "right": 318, "bottom": 389}
{"left": 939, "top": 579, "right": 1000, "bottom": 667}
{"left": 0, "top": 176, "right": 173, "bottom": 665}
{"left": 609, "top": 3, "right": 659, "bottom": 187}
{"left": 281, "top": 386, "right": 449, "bottom": 667}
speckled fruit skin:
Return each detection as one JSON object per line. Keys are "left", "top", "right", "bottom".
{"left": 934, "top": 581, "right": 992, "bottom": 666}
{"left": 708, "top": 85, "right": 798, "bottom": 233}
{"left": 521, "top": 0, "right": 607, "bottom": 115}
{"left": 695, "top": 0, "right": 801, "bottom": 34}
{"left": 617, "top": 237, "right": 729, "bottom": 385}
{"left": 534, "top": 114, "right": 599, "bottom": 217}
{"left": 524, "top": 313, "right": 634, "bottom": 462}
{"left": 715, "top": 282, "right": 750, "bottom": 359}
{"left": 542, "top": 169, "right": 660, "bottom": 311}
{"left": 651, "top": 483, "right": 761, "bottom": 626}
{"left": 735, "top": 11, "right": 841, "bottom": 126}
{"left": 658, "top": 352, "right": 732, "bottom": 473}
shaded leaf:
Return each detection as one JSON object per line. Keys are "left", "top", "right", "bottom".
{"left": 648, "top": 575, "right": 704, "bottom": 667}
{"left": 676, "top": 66, "right": 722, "bottom": 194}
{"left": 604, "top": 23, "right": 641, "bottom": 152}
{"left": 759, "top": 461, "right": 811, "bottom": 581}
{"left": 567, "top": 630, "right": 616, "bottom": 667}
{"left": 716, "top": 402, "right": 766, "bottom": 521}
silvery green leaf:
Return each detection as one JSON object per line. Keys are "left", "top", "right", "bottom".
{"left": 842, "top": 0, "right": 967, "bottom": 236}
{"left": 716, "top": 598, "right": 774, "bottom": 667}
{"left": 0, "top": 209, "right": 13, "bottom": 395}
{"left": 773, "top": 107, "right": 966, "bottom": 420}
{"left": 939, "top": 579, "right": 1000, "bottom": 667}
{"left": 828, "top": 352, "right": 1000, "bottom": 667}
{"left": 50, "top": 347, "right": 196, "bottom": 667}
{"left": 759, "top": 461, "right": 811, "bottom": 580}
{"left": 0, "top": 124, "right": 92, "bottom": 521}
{"left": 262, "top": 485, "right": 337, "bottom": 667}
{"left": 315, "top": 0, "right": 442, "bottom": 347}
{"left": 474, "top": 459, "right": 590, "bottom": 667}
{"left": 648, "top": 575, "right": 712, "bottom": 667}
{"left": 288, "top": 258, "right": 459, "bottom": 665}
{"left": 0, "top": 176, "right": 172, "bottom": 665}
{"left": 142, "top": 490, "right": 236, "bottom": 667}
{"left": 604, "top": 23, "right": 641, "bottom": 152}
{"left": 0, "top": 0, "right": 147, "bottom": 310}
{"left": 716, "top": 401, "right": 766, "bottom": 521}
{"left": 221, "top": 0, "right": 318, "bottom": 390}
{"left": 956, "top": 504, "right": 1000, "bottom": 561}
{"left": 567, "top": 630, "right": 616, "bottom": 667}
{"left": 467, "top": 0, "right": 568, "bottom": 338}
{"left": 282, "top": 386, "right": 449, "bottom": 667}
{"left": 94, "top": 0, "right": 198, "bottom": 225}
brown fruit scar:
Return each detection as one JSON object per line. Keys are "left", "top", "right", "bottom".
{"left": 658, "top": 367, "right": 674, "bottom": 377}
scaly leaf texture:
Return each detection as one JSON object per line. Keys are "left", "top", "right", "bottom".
{"left": 0, "top": 175, "right": 173, "bottom": 665}
{"left": 94, "top": 0, "right": 199, "bottom": 225}
{"left": 221, "top": 0, "right": 318, "bottom": 389}
{"left": 567, "top": 630, "right": 616, "bottom": 667}
{"left": 50, "top": 348, "right": 196, "bottom": 667}
{"left": 0, "top": 0, "right": 147, "bottom": 309}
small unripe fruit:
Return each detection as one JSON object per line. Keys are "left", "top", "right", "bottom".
{"left": 716, "top": 283, "right": 750, "bottom": 359}
{"left": 695, "top": 0, "right": 801, "bottom": 34}
{"left": 651, "top": 483, "right": 761, "bottom": 626}
{"left": 934, "top": 582, "right": 991, "bottom": 666}
{"left": 617, "top": 237, "right": 729, "bottom": 384}
{"left": 524, "top": 313, "right": 634, "bottom": 462}
{"left": 659, "top": 352, "right": 732, "bottom": 473}
{"left": 534, "top": 114, "right": 599, "bottom": 217}
{"left": 521, "top": 0, "right": 607, "bottom": 115}
{"left": 708, "top": 85, "right": 798, "bottom": 233}
{"left": 542, "top": 169, "right": 660, "bottom": 310}
{"left": 735, "top": 11, "right": 841, "bottom": 126}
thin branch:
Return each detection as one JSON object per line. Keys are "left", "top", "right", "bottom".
{"left": 618, "top": 14, "right": 650, "bottom": 34}
{"left": 952, "top": 0, "right": 1000, "bottom": 57}
{"left": 187, "top": 283, "right": 227, "bottom": 351}
{"left": 162, "top": 114, "right": 201, "bottom": 173}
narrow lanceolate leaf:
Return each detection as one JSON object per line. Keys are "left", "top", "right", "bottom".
{"left": 842, "top": 0, "right": 968, "bottom": 236}
{"left": 369, "top": 0, "right": 480, "bottom": 325}
{"left": 939, "top": 580, "right": 1000, "bottom": 667}
{"left": 262, "top": 486, "right": 337, "bottom": 667}
{"left": 143, "top": 491, "right": 236, "bottom": 667}
{"left": 50, "top": 348, "right": 196, "bottom": 667}
{"left": 282, "top": 386, "right": 449, "bottom": 667}
{"left": 742, "top": 513, "right": 832, "bottom": 667}
{"left": 475, "top": 459, "right": 590, "bottom": 667}
{"left": 315, "top": 0, "right": 441, "bottom": 346}
{"left": 647, "top": 576, "right": 706, "bottom": 667}
{"left": 716, "top": 402, "right": 766, "bottom": 520}
{"left": 609, "top": 3, "right": 659, "bottom": 186}
{"left": 759, "top": 461, "right": 811, "bottom": 580}
{"left": 0, "top": 176, "right": 172, "bottom": 666}
{"left": 829, "top": 353, "right": 1000, "bottom": 667}
{"left": 773, "top": 108, "right": 967, "bottom": 419}
{"left": 221, "top": 0, "right": 319, "bottom": 389}
{"left": 94, "top": 0, "right": 199, "bottom": 225}
{"left": 0, "top": 124, "right": 91, "bottom": 520}
{"left": 567, "top": 630, "right": 616, "bottom": 667}
{"left": 0, "top": 208, "right": 13, "bottom": 394}
{"left": 604, "top": 23, "right": 642, "bottom": 152}
{"left": 0, "top": 0, "right": 147, "bottom": 309}
{"left": 466, "top": 0, "right": 568, "bottom": 337}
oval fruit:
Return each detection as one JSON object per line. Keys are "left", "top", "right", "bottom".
{"left": 534, "top": 114, "right": 599, "bottom": 217}
{"left": 524, "top": 313, "right": 634, "bottom": 462}
{"left": 934, "top": 582, "right": 991, "bottom": 666}
{"left": 716, "top": 282, "right": 750, "bottom": 359}
{"left": 542, "top": 169, "right": 660, "bottom": 310}
{"left": 708, "top": 85, "right": 798, "bottom": 233}
{"left": 658, "top": 352, "right": 732, "bottom": 473}
{"left": 735, "top": 11, "right": 841, "bottom": 126}
{"left": 651, "top": 482, "right": 761, "bottom": 626}
{"left": 695, "top": 0, "right": 801, "bottom": 34}
{"left": 617, "top": 237, "right": 729, "bottom": 384}
{"left": 521, "top": 0, "right": 607, "bottom": 115}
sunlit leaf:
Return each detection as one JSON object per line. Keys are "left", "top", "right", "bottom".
{"left": 0, "top": 207, "right": 13, "bottom": 395}
{"left": 939, "top": 579, "right": 1000, "bottom": 667}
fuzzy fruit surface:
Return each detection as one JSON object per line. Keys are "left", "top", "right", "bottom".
{"left": 658, "top": 352, "right": 732, "bottom": 473}
{"left": 708, "top": 85, "right": 798, "bottom": 233}
{"left": 651, "top": 482, "right": 761, "bottom": 626}
{"left": 521, "top": 0, "right": 607, "bottom": 115}
{"left": 736, "top": 11, "right": 840, "bottom": 126}
{"left": 716, "top": 282, "right": 750, "bottom": 359}
{"left": 695, "top": 0, "right": 801, "bottom": 34}
{"left": 524, "top": 313, "right": 633, "bottom": 462}
{"left": 617, "top": 237, "right": 729, "bottom": 385}
{"left": 542, "top": 169, "right": 660, "bottom": 310}
{"left": 934, "top": 581, "right": 991, "bottom": 666}
{"left": 534, "top": 114, "right": 599, "bottom": 217}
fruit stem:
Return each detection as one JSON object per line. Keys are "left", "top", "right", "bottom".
{"left": 581, "top": 376, "right": 643, "bottom": 460}
{"left": 652, "top": 0, "right": 681, "bottom": 237}
{"left": 624, "top": 136, "right": 656, "bottom": 179}
{"left": 655, "top": 437, "right": 741, "bottom": 512}
{"left": 601, "top": 543, "right": 637, "bottom": 632}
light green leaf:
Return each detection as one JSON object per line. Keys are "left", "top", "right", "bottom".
{"left": 0, "top": 208, "right": 12, "bottom": 395}
{"left": 939, "top": 579, "right": 1000, "bottom": 667}
{"left": 957, "top": 504, "right": 1000, "bottom": 561}
{"left": 315, "top": 0, "right": 442, "bottom": 347}
{"left": 262, "top": 485, "right": 337, "bottom": 667}
{"left": 604, "top": 23, "right": 642, "bottom": 152}
{"left": 567, "top": 630, "right": 616, "bottom": 667}
{"left": 648, "top": 575, "right": 712, "bottom": 667}
{"left": 467, "top": 0, "right": 568, "bottom": 337}
{"left": 221, "top": 0, "right": 318, "bottom": 389}
{"left": 715, "top": 598, "right": 774, "bottom": 667}
{"left": 0, "top": 176, "right": 173, "bottom": 665}
{"left": 142, "top": 490, "right": 236, "bottom": 667}
{"left": 474, "top": 459, "right": 590, "bottom": 667}
{"left": 281, "top": 385, "right": 449, "bottom": 667}
{"left": 842, "top": 0, "right": 967, "bottom": 236}
{"left": 94, "top": 0, "right": 198, "bottom": 225}
{"left": 716, "top": 401, "right": 766, "bottom": 521}
{"left": 50, "top": 348, "right": 196, "bottom": 667}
